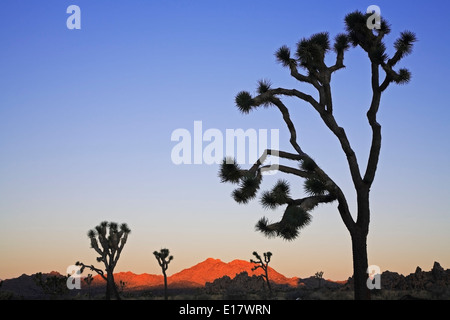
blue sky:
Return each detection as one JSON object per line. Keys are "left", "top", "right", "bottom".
{"left": 0, "top": 0, "right": 449, "bottom": 281}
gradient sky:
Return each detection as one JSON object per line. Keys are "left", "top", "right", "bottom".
{"left": 1, "top": 0, "right": 449, "bottom": 282}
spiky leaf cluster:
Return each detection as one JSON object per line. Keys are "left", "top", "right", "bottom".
{"left": 256, "top": 205, "right": 312, "bottom": 241}
{"left": 304, "top": 178, "right": 328, "bottom": 196}
{"left": 275, "top": 45, "right": 292, "bottom": 67}
{"left": 394, "top": 68, "right": 411, "bottom": 84}
{"left": 232, "top": 175, "right": 261, "bottom": 204}
{"left": 344, "top": 11, "right": 390, "bottom": 63}
{"left": 257, "top": 79, "right": 272, "bottom": 94}
{"left": 154, "top": 248, "right": 173, "bottom": 263}
{"left": 295, "top": 32, "right": 330, "bottom": 72}
{"left": 260, "top": 180, "right": 291, "bottom": 209}
{"left": 334, "top": 33, "right": 350, "bottom": 53}
{"left": 299, "top": 157, "right": 317, "bottom": 172}
{"left": 219, "top": 157, "right": 242, "bottom": 183}
{"left": 235, "top": 91, "right": 254, "bottom": 114}
{"left": 256, "top": 79, "right": 273, "bottom": 107}
{"left": 393, "top": 31, "right": 417, "bottom": 59}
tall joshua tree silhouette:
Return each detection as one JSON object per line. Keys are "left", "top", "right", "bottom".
{"left": 219, "top": 11, "right": 416, "bottom": 300}
{"left": 76, "top": 221, "right": 131, "bottom": 300}
{"left": 250, "top": 251, "right": 273, "bottom": 297}
{"left": 153, "top": 248, "right": 173, "bottom": 300}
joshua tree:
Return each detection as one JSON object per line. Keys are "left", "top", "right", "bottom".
{"left": 219, "top": 11, "right": 416, "bottom": 300}
{"left": 153, "top": 248, "right": 173, "bottom": 300}
{"left": 118, "top": 280, "right": 127, "bottom": 295}
{"left": 315, "top": 271, "right": 324, "bottom": 288}
{"left": 76, "top": 221, "right": 131, "bottom": 300}
{"left": 33, "top": 272, "right": 69, "bottom": 299}
{"left": 84, "top": 274, "right": 93, "bottom": 299}
{"left": 250, "top": 251, "right": 273, "bottom": 297}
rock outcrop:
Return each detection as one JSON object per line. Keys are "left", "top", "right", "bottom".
{"left": 343, "top": 261, "right": 450, "bottom": 298}
{"left": 204, "top": 271, "right": 266, "bottom": 297}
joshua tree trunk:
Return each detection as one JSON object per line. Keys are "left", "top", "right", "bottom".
{"left": 264, "top": 268, "right": 273, "bottom": 297}
{"left": 163, "top": 270, "right": 168, "bottom": 300}
{"left": 351, "top": 228, "right": 370, "bottom": 300}
{"left": 350, "top": 187, "right": 371, "bottom": 300}
{"left": 106, "top": 271, "right": 121, "bottom": 300}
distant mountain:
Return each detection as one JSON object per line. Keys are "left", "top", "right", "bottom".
{"left": 0, "top": 272, "right": 61, "bottom": 299}
{"left": 88, "top": 258, "right": 299, "bottom": 290}
{"left": 168, "top": 258, "right": 299, "bottom": 287}
{"left": 92, "top": 271, "right": 164, "bottom": 290}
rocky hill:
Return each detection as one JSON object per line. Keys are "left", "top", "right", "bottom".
{"left": 168, "top": 258, "right": 299, "bottom": 287}
{"left": 343, "top": 261, "right": 450, "bottom": 298}
{"left": 85, "top": 257, "right": 299, "bottom": 290}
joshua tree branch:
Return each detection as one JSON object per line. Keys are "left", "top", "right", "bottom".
{"left": 319, "top": 112, "right": 363, "bottom": 188}
{"left": 292, "top": 194, "right": 336, "bottom": 210}
{"left": 379, "top": 75, "right": 391, "bottom": 92}
{"left": 387, "top": 48, "right": 407, "bottom": 68}
{"left": 259, "top": 164, "right": 316, "bottom": 179}
{"left": 247, "top": 149, "right": 304, "bottom": 173}
{"left": 322, "top": 83, "right": 333, "bottom": 113}
{"left": 90, "top": 238, "right": 103, "bottom": 257}
{"left": 269, "top": 97, "right": 305, "bottom": 156}
{"left": 76, "top": 262, "right": 107, "bottom": 281}
{"left": 329, "top": 52, "right": 345, "bottom": 73}
{"left": 253, "top": 88, "right": 322, "bottom": 113}
{"left": 364, "top": 63, "right": 382, "bottom": 187}
{"left": 287, "top": 60, "right": 322, "bottom": 90}
{"left": 113, "top": 233, "right": 128, "bottom": 266}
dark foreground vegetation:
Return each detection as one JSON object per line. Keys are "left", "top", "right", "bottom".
{"left": 1, "top": 262, "right": 449, "bottom": 300}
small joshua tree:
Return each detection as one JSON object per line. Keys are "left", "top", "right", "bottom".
{"left": 118, "top": 280, "right": 127, "bottom": 295}
{"left": 250, "top": 251, "right": 273, "bottom": 297}
{"left": 84, "top": 274, "right": 93, "bottom": 299}
{"left": 153, "top": 248, "right": 173, "bottom": 300}
{"left": 315, "top": 271, "right": 324, "bottom": 288}
{"left": 76, "top": 221, "right": 131, "bottom": 300}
